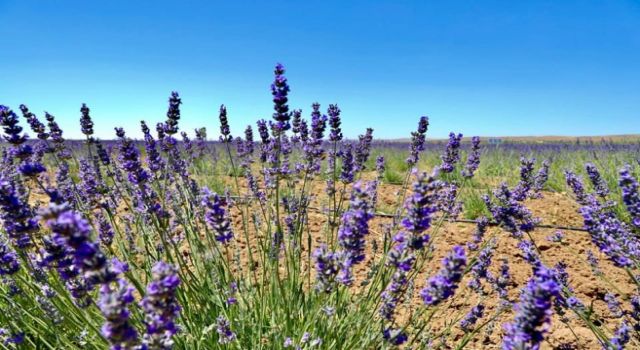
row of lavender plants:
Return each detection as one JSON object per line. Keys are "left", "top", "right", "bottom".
{"left": 0, "top": 64, "right": 639, "bottom": 349}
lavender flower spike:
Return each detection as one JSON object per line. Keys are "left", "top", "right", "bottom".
{"left": 312, "top": 245, "right": 340, "bottom": 293}
{"left": 99, "top": 279, "right": 139, "bottom": 349}
{"left": 0, "top": 239, "right": 20, "bottom": 276}
{"left": 201, "top": 187, "right": 234, "bottom": 244}
{"left": 218, "top": 105, "right": 232, "bottom": 142}
{"left": 401, "top": 171, "right": 440, "bottom": 250}
{"left": 271, "top": 63, "right": 291, "bottom": 133}
{"left": 439, "top": 132, "right": 463, "bottom": 173}
{"left": 328, "top": 104, "right": 342, "bottom": 142}
{"left": 461, "top": 136, "right": 481, "bottom": 178}
{"left": 141, "top": 261, "right": 181, "bottom": 350}
{"left": 336, "top": 181, "right": 375, "bottom": 285}
{"left": 619, "top": 165, "right": 640, "bottom": 228}
{"left": 164, "top": 91, "right": 182, "bottom": 135}
{"left": 216, "top": 316, "right": 236, "bottom": 344}
{"left": 406, "top": 116, "right": 429, "bottom": 166}
{"left": 0, "top": 175, "right": 40, "bottom": 249}
{"left": 80, "top": 103, "right": 94, "bottom": 138}
{"left": 502, "top": 265, "right": 560, "bottom": 350}
{"left": 420, "top": 246, "right": 467, "bottom": 306}
{"left": 585, "top": 163, "right": 609, "bottom": 198}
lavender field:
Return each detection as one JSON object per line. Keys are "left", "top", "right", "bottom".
{"left": 1, "top": 65, "right": 640, "bottom": 349}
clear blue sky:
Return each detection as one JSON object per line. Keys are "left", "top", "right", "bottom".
{"left": 1, "top": 0, "right": 639, "bottom": 140}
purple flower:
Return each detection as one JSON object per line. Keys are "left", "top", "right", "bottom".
{"left": 586, "top": 250, "right": 601, "bottom": 274}
{"left": 336, "top": 181, "right": 375, "bottom": 284}
{"left": 354, "top": 128, "right": 374, "bottom": 171}
{"left": 45, "top": 112, "right": 71, "bottom": 159}
{"left": 141, "top": 121, "right": 164, "bottom": 174}
{"left": 339, "top": 144, "right": 355, "bottom": 184}
{"left": 580, "top": 198, "right": 640, "bottom": 267}
{"left": 607, "top": 321, "right": 630, "bottom": 350}
{"left": 79, "top": 103, "right": 94, "bottom": 138}
{"left": 96, "top": 141, "right": 111, "bottom": 166}
{"left": 79, "top": 159, "right": 104, "bottom": 208}
{"left": 0, "top": 240, "right": 20, "bottom": 276}
{"left": 467, "top": 216, "right": 489, "bottom": 251}
{"left": 585, "top": 163, "right": 609, "bottom": 198}
{"left": 201, "top": 188, "right": 234, "bottom": 244}
{"left": 301, "top": 106, "right": 327, "bottom": 174}
{"left": 604, "top": 293, "right": 623, "bottom": 318}
{"left": 531, "top": 160, "right": 550, "bottom": 197}
{"left": 312, "top": 245, "right": 340, "bottom": 293}
{"left": 619, "top": 165, "right": 640, "bottom": 228}
{"left": 216, "top": 316, "right": 236, "bottom": 344}
{"left": 513, "top": 157, "right": 536, "bottom": 201}
{"left": 502, "top": 266, "right": 560, "bottom": 350}
{"left": 194, "top": 127, "right": 207, "bottom": 157}
{"left": 164, "top": 91, "right": 182, "bottom": 135}
{"left": 0, "top": 329, "right": 25, "bottom": 346}
{"left": 242, "top": 125, "right": 254, "bottom": 158}
{"left": 420, "top": 246, "right": 467, "bottom": 306}
{"left": 381, "top": 229, "right": 419, "bottom": 321}
{"left": 271, "top": 63, "right": 291, "bottom": 133}
{"left": 376, "top": 156, "right": 385, "bottom": 179}
{"left": 439, "top": 132, "right": 463, "bottom": 173}
{"left": 468, "top": 240, "right": 495, "bottom": 292}
{"left": 0, "top": 176, "right": 39, "bottom": 249}
{"left": 40, "top": 215, "right": 93, "bottom": 307}
{"left": 382, "top": 328, "right": 408, "bottom": 346}
{"left": 492, "top": 258, "right": 511, "bottom": 299}
{"left": 460, "top": 304, "right": 485, "bottom": 331}
{"left": 99, "top": 279, "right": 139, "bottom": 349}
{"left": 18, "top": 161, "right": 46, "bottom": 178}
{"left": 97, "top": 213, "right": 114, "bottom": 246}
{"left": 310, "top": 103, "right": 327, "bottom": 141}
{"left": 437, "top": 182, "right": 462, "bottom": 220}
{"left": 19, "top": 104, "right": 49, "bottom": 140}
{"left": 328, "top": 104, "right": 342, "bottom": 142}
{"left": 483, "top": 183, "right": 538, "bottom": 238}
{"left": 401, "top": 171, "right": 440, "bottom": 249}
{"left": 565, "top": 171, "right": 588, "bottom": 205}
{"left": 140, "top": 261, "right": 181, "bottom": 349}
{"left": 116, "top": 129, "right": 150, "bottom": 186}
{"left": 380, "top": 266, "right": 410, "bottom": 321}
{"left": 518, "top": 240, "right": 541, "bottom": 272}
{"left": 47, "top": 208, "right": 117, "bottom": 285}
{"left": 156, "top": 122, "right": 166, "bottom": 141}
{"left": 218, "top": 105, "right": 232, "bottom": 142}
{"left": 546, "top": 230, "right": 565, "bottom": 243}
{"left": 462, "top": 136, "right": 481, "bottom": 178}
{"left": 0, "top": 105, "right": 28, "bottom": 147}
{"left": 630, "top": 296, "right": 640, "bottom": 331}
{"left": 406, "top": 116, "right": 429, "bottom": 166}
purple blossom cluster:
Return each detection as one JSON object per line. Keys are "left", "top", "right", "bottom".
{"left": 0, "top": 175, "right": 39, "bottom": 249}
{"left": 483, "top": 183, "right": 538, "bottom": 238}
{"left": 420, "top": 246, "right": 467, "bottom": 306}
{"left": 585, "top": 163, "right": 609, "bottom": 198}
{"left": 406, "top": 116, "right": 429, "bottom": 166}
{"left": 439, "top": 132, "right": 463, "bottom": 173}
{"left": 201, "top": 187, "right": 234, "bottom": 245}
{"left": 336, "top": 182, "right": 375, "bottom": 273}
{"left": 271, "top": 64, "right": 291, "bottom": 134}
{"left": 461, "top": 136, "right": 481, "bottom": 178}
{"left": 98, "top": 279, "right": 139, "bottom": 349}
{"left": 140, "top": 261, "right": 181, "bottom": 349}
{"left": 619, "top": 165, "right": 640, "bottom": 228}
{"left": 502, "top": 266, "right": 560, "bottom": 350}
